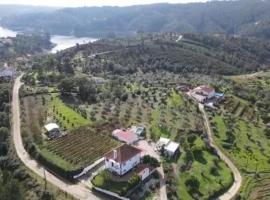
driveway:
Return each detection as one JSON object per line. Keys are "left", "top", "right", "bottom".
{"left": 12, "top": 75, "right": 101, "bottom": 200}
{"left": 135, "top": 140, "right": 167, "bottom": 200}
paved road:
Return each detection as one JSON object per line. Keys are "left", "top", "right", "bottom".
{"left": 199, "top": 104, "right": 242, "bottom": 200}
{"left": 12, "top": 75, "right": 101, "bottom": 200}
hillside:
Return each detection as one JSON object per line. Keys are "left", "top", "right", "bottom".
{"left": 40, "top": 33, "right": 270, "bottom": 76}
{"left": 0, "top": 5, "right": 57, "bottom": 18}
{"left": 2, "top": 0, "right": 270, "bottom": 38}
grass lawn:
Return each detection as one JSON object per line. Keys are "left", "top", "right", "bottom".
{"left": 48, "top": 97, "right": 90, "bottom": 130}
{"left": 37, "top": 146, "right": 80, "bottom": 171}
{"left": 92, "top": 170, "right": 133, "bottom": 195}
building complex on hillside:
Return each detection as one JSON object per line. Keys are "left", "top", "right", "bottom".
{"left": 190, "top": 85, "right": 215, "bottom": 103}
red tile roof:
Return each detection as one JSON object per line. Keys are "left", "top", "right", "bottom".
{"left": 104, "top": 144, "right": 142, "bottom": 163}
{"left": 112, "top": 129, "right": 138, "bottom": 144}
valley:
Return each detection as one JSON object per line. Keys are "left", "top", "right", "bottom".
{"left": 0, "top": 1, "right": 270, "bottom": 200}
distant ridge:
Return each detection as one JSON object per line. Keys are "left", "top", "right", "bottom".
{"left": 1, "top": 0, "right": 270, "bottom": 39}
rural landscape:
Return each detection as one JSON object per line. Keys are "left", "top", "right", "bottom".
{"left": 0, "top": 0, "right": 270, "bottom": 200}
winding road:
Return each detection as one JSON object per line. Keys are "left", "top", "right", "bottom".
{"left": 12, "top": 75, "right": 101, "bottom": 200}
{"left": 199, "top": 103, "right": 242, "bottom": 200}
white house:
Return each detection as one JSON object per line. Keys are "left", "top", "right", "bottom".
{"left": 44, "top": 123, "right": 61, "bottom": 139}
{"left": 164, "top": 141, "right": 180, "bottom": 157}
{"left": 104, "top": 144, "right": 142, "bottom": 176}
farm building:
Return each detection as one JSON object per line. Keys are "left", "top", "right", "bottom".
{"left": 155, "top": 137, "right": 170, "bottom": 151}
{"left": 164, "top": 141, "right": 180, "bottom": 157}
{"left": 135, "top": 164, "right": 153, "bottom": 181}
{"left": 112, "top": 129, "right": 139, "bottom": 144}
{"left": 105, "top": 144, "right": 142, "bottom": 176}
{"left": 44, "top": 123, "right": 61, "bottom": 139}
{"left": 131, "top": 126, "right": 145, "bottom": 137}
{"left": 190, "top": 85, "right": 215, "bottom": 103}
{"left": 156, "top": 137, "right": 180, "bottom": 157}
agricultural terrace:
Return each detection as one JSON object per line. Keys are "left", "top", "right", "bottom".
{"left": 239, "top": 174, "right": 270, "bottom": 199}
{"left": 208, "top": 71, "right": 270, "bottom": 199}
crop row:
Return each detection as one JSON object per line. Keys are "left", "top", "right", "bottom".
{"left": 45, "top": 130, "right": 119, "bottom": 166}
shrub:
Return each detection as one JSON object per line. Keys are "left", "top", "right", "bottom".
{"left": 128, "top": 175, "right": 140, "bottom": 188}
{"left": 142, "top": 155, "right": 160, "bottom": 167}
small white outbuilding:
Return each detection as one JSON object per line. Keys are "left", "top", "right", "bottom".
{"left": 44, "top": 123, "right": 59, "bottom": 132}
{"left": 164, "top": 141, "right": 180, "bottom": 157}
{"left": 44, "top": 123, "right": 60, "bottom": 139}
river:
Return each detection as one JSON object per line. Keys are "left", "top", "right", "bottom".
{"left": 0, "top": 26, "right": 98, "bottom": 53}
{"left": 50, "top": 35, "right": 97, "bottom": 53}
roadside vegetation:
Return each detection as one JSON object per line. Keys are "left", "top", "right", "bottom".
{"left": 0, "top": 81, "right": 73, "bottom": 200}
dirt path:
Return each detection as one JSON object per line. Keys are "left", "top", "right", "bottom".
{"left": 12, "top": 75, "right": 101, "bottom": 200}
{"left": 199, "top": 103, "right": 242, "bottom": 200}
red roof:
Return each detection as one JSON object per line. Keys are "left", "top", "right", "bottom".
{"left": 112, "top": 129, "right": 138, "bottom": 144}
{"left": 105, "top": 144, "right": 142, "bottom": 163}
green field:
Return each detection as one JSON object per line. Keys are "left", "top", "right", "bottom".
{"left": 48, "top": 97, "right": 90, "bottom": 130}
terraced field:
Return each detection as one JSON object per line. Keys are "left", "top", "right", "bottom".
{"left": 240, "top": 175, "right": 270, "bottom": 200}
{"left": 222, "top": 96, "right": 258, "bottom": 121}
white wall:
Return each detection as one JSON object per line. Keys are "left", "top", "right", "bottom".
{"left": 140, "top": 168, "right": 150, "bottom": 180}
{"left": 120, "top": 154, "right": 140, "bottom": 175}
{"left": 105, "top": 159, "right": 121, "bottom": 175}
{"left": 105, "top": 153, "right": 141, "bottom": 175}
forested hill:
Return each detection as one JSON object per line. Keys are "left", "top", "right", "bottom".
{"left": 0, "top": 5, "right": 57, "bottom": 18}
{"left": 1, "top": 0, "right": 270, "bottom": 39}
{"left": 36, "top": 33, "right": 270, "bottom": 76}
